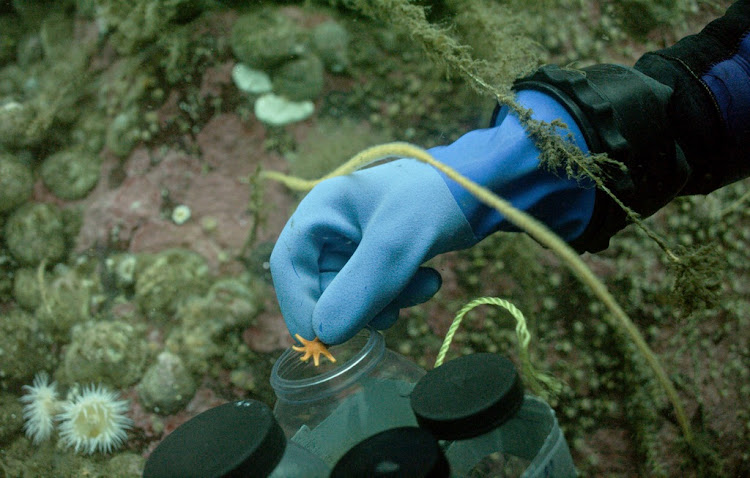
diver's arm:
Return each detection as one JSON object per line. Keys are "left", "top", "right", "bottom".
{"left": 513, "top": 0, "right": 750, "bottom": 252}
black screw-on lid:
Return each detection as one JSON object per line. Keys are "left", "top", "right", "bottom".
{"left": 410, "top": 354, "right": 524, "bottom": 440}
{"left": 143, "top": 399, "right": 286, "bottom": 478}
{"left": 330, "top": 427, "right": 450, "bottom": 478}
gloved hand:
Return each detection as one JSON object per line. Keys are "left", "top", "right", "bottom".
{"left": 270, "top": 89, "right": 595, "bottom": 345}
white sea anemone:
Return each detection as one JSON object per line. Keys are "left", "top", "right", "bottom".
{"left": 57, "top": 384, "right": 132, "bottom": 454}
{"left": 171, "top": 204, "right": 191, "bottom": 225}
{"left": 20, "top": 372, "right": 61, "bottom": 444}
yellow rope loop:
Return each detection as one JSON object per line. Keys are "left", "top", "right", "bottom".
{"left": 258, "top": 144, "right": 403, "bottom": 192}
{"left": 435, "top": 297, "right": 563, "bottom": 401}
{"left": 261, "top": 141, "right": 694, "bottom": 446}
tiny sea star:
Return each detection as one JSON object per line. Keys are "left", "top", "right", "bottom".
{"left": 292, "top": 334, "right": 337, "bottom": 366}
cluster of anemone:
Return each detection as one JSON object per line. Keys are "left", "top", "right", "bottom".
{"left": 20, "top": 372, "right": 132, "bottom": 455}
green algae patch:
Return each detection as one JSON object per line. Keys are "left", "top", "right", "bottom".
{"left": 60, "top": 320, "right": 149, "bottom": 389}
{"left": 0, "top": 308, "right": 55, "bottom": 390}
{"left": 4, "top": 203, "right": 67, "bottom": 267}
{"left": 134, "top": 248, "right": 212, "bottom": 322}
{"left": 40, "top": 149, "right": 102, "bottom": 201}
{"left": 0, "top": 152, "right": 33, "bottom": 214}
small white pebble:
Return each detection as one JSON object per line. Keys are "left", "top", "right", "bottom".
{"left": 254, "top": 93, "right": 314, "bottom": 126}
{"left": 232, "top": 64, "right": 272, "bottom": 94}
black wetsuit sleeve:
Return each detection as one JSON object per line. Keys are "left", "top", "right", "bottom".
{"left": 511, "top": 0, "right": 750, "bottom": 253}
{"left": 633, "top": 0, "right": 750, "bottom": 195}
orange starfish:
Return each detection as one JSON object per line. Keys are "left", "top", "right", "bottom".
{"left": 292, "top": 334, "right": 337, "bottom": 366}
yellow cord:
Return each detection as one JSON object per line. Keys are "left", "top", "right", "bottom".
{"left": 434, "top": 297, "right": 563, "bottom": 401}
{"left": 261, "top": 141, "right": 693, "bottom": 446}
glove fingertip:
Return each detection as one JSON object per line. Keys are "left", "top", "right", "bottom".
{"left": 311, "top": 305, "right": 359, "bottom": 345}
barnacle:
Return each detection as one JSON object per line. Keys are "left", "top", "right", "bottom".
{"left": 292, "top": 334, "right": 336, "bottom": 366}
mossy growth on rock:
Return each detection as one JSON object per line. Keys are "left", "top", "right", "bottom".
{"left": 40, "top": 148, "right": 101, "bottom": 200}
{"left": 137, "top": 351, "right": 197, "bottom": 415}
{"left": 34, "top": 265, "right": 96, "bottom": 342}
{"left": 134, "top": 248, "right": 212, "bottom": 322}
{"left": 230, "top": 7, "right": 307, "bottom": 70}
{"left": 0, "top": 393, "right": 24, "bottom": 445}
{"left": 165, "top": 277, "right": 263, "bottom": 376}
{"left": 3, "top": 202, "right": 67, "bottom": 267}
{"left": 12, "top": 267, "right": 42, "bottom": 311}
{"left": 272, "top": 54, "right": 325, "bottom": 102}
{"left": 0, "top": 102, "right": 45, "bottom": 150}
{"left": 59, "top": 319, "right": 149, "bottom": 388}
{"left": 0, "top": 152, "right": 33, "bottom": 213}
{"left": 0, "top": 308, "right": 55, "bottom": 390}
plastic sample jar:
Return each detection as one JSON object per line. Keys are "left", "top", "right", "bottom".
{"left": 410, "top": 353, "right": 577, "bottom": 478}
{"left": 331, "top": 426, "right": 451, "bottom": 478}
{"left": 271, "top": 327, "right": 426, "bottom": 466}
{"left": 143, "top": 399, "right": 330, "bottom": 478}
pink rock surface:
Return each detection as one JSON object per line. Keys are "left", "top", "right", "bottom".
{"left": 75, "top": 113, "right": 294, "bottom": 275}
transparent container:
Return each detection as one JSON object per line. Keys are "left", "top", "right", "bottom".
{"left": 444, "top": 395, "right": 575, "bottom": 478}
{"left": 331, "top": 426, "right": 451, "bottom": 478}
{"left": 269, "top": 440, "right": 330, "bottom": 478}
{"left": 143, "top": 399, "right": 330, "bottom": 478}
{"left": 271, "top": 327, "right": 426, "bottom": 466}
{"left": 410, "top": 353, "right": 577, "bottom": 478}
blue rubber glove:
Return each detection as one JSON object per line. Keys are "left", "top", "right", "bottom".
{"left": 270, "top": 89, "right": 595, "bottom": 345}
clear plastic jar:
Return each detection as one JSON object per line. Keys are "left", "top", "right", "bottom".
{"left": 410, "top": 353, "right": 576, "bottom": 478}
{"left": 143, "top": 399, "right": 330, "bottom": 478}
{"left": 271, "top": 327, "right": 426, "bottom": 466}
{"left": 331, "top": 426, "right": 451, "bottom": 478}
{"left": 269, "top": 440, "right": 330, "bottom": 478}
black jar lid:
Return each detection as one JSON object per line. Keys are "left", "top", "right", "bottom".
{"left": 330, "top": 426, "right": 450, "bottom": 478}
{"left": 410, "top": 353, "right": 524, "bottom": 440}
{"left": 143, "top": 399, "right": 286, "bottom": 478}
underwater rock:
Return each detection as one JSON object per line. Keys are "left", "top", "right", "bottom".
{"left": 40, "top": 148, "right": 101, "bottom": 200}
{"left": 231, "top": 63, "right": 272, "bottom": 94}
{"left": 39, "top": 12, "right": 74, "bottom": 59}
{"left": 134, "top": 248, "right": 212, "bottom": 322}
{"left": 0, "top": 152, "right": 33, "bottom": 213}
{"left": 104, "top": 452, "right": 146, "bottom": 478}
{"left": 12, "top": 267, "right": 42, "bottom": 311}
{"left": 34, "top": 266, "right": 94, "bottom": 342}
{"left": 93, "top": 0, "right": 207, "bottom": 54}
{"left": 272, "top": 54, "right": 325, "bottom": 102}
{"left": 60, "top": 320, "right": 148, "bottom": 388}
{"left": 0, "top": 393, "right": 24, "bottom": 445}
{"left": 0, "top": 16, "right": 22, "bottom": 66}
{"left": 166, "top": 278, "right": 262, "bottom": 375}
{"left": 0, "top": 308, "right": 55, "bottom": 390}
{"left": 106, "top": 109, "right": 142, "bottom": 157}
{"left": 254, "top": 93, "right": 314, "bottom": 126}
{"left": 311, "top": 20, "right": 351, "bottom": 73}
{"left": 4, "top": 202, "right": 67, "bottom": 266}
{"left": 0, "top": 101, "right": 46, "bottom": 149}
{"left": 137, "top": 351, "right": 197, "bottom": 415}
{"left": 230, "top": 8, "right": 307, "bottom": 70}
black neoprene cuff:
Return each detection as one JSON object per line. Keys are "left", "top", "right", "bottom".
{"left": 505, "top": 0, "right": 750, "bottom": 253}
{"left": 507, "top": 64, "right": 690, "bottom": 253}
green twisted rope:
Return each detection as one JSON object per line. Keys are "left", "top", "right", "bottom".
{"left": 434, "top": 297, "right": 563, "bottom": 401}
